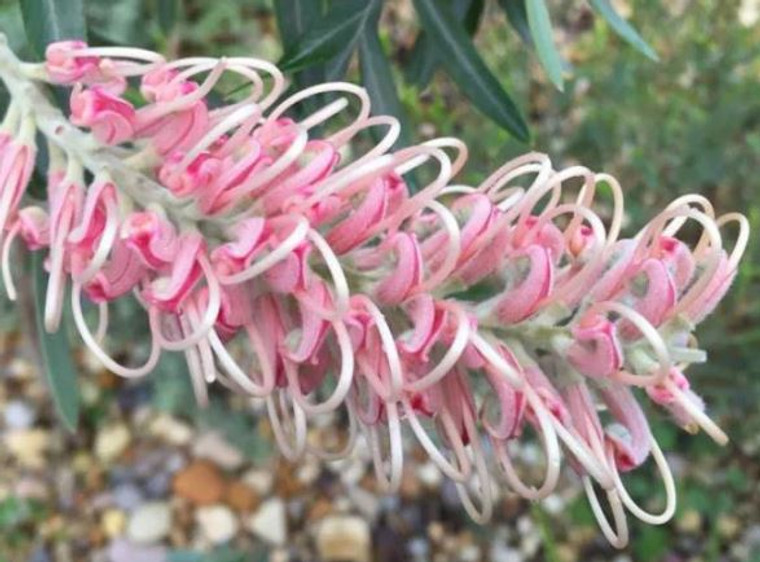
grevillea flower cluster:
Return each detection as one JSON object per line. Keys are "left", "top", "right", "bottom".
{"left": 0, "top": 35, "right": 749, "bottom": 547}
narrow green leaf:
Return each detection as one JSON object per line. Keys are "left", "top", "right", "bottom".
{"left": 273, "top": 0, "right": 326, "bottom": 113}
{"left": 499, "top": 0, "right": 533, "bottom": 47}
{"left": 19, "top": 0, "right": 86, "bottom": 59}
{"left": 273, "top": 0, "right": 321, "bottom": 53}
{"left": 358, "top": 3, "right": 411, "bottom": 149}
{"left": 412, "top": 0, "right": 529, "bottom": 142}
{"left": 589, "top": 0, "right": 658, "bottom": 61}
{"left": 32, "top": 252, "right": 79, "bottom": 432}
{"left": 403, "top": 33, "right": 438, "bottom": 88}
{"left": 87, "top": 0, "right": 147, "bottom": 47}
{"left": 526, "top": 0, "right": 564, "bottom": 91}
{"left": 405, "top": 0, "right": 485, "bottom": 88}
{"left": 278, "top": 0, "right": 375, "bottom": 73}
{"left": 158, "top": 0, "right": 182, "bottom": 36}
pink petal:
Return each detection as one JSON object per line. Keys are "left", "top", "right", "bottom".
{"left": 375, "top": 232, "right": 423, "bottom": 305}
{"left": 566, "top": 313, "right": 623, "bottom": 378}
{"left": 600, "top": 384, "right": 651, "bottom": 472}
{"left": 495, "top": 245, "right": 553, "bottom": 323}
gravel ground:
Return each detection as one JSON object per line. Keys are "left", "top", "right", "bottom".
{"left": 1, "top": 331, "right": 759, "bottom": 562}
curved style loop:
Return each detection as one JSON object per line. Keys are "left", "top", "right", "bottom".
{"left": 353, "top": 294, "right": 404, "bottom": 399}
{"left": 663, "top": 377, "right": 728, "bottom": 445}
{"left": 716, "top": 212, "right": 750, "bottom": 272}
{"left": 154, "top": 254, "right": 221, "bottom": 351}
{"left": 411, "top": 199, "right": 462, "bottom": 295}
{"left": 207, "top": 323, "right": 275, "bottom": 397}
{"left": 266, "top": 389, "right": 307, "bottom": 461}
{"left": 609, "top": 434, "right": 676, "bottom": 525}
{"left": 306, "top": 398, "right": 359, "bottom": 461}
{"left": 365, "top": 400, "right": 404, "bottom": 493}
{"left": 217, "top": 215, "right": 310, "bottom": 285}
{"left": 493, "top": 389, "right": 561, "bottom": 500}
{"left": 455, "top": 410, "right": 494, "bottom": 524}
{"left": 403, "top": 398, "right": 470, "bottom": 482}
{"left": 591, "top": 301, "right": 672, "bottom": 387}
{"left": 71, "top": 282, "right": 162, "bottom": 378}
{"left": 403, "top": 302, "right": 470, "bottom": 393}
{"left": 583, "top": 477, "right": 630, "bottom": 549}
{"left": 285, "top": 318, "right": 355, "bottom": 416}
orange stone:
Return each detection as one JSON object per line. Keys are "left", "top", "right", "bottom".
{"left": 225, "top": 480, "right": 260, "bottom": 513}
{"left": 172, "top": 460, "right": 227, "bottom": 505}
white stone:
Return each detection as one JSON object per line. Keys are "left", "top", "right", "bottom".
{"left": 148, "top": 414, "right": 193, "bottom": 446}
{"left": 242, "top": 469, "right": 274, "bottom": 496}
{"left": 417, "top": 461, "right": 443, "bottom": 488}
{"left": 3, "top": 400, "right": 35, "bottom": 429}
{"left": 246, "top": 498, "right": 287, "bottom": 546}
{"left": 348, "top": 486, "right": 380, "bottom": 522}
{"left": 4, "top": 429, "right": 49, "bottom": 468}
{"left": 193, "top": 431, "right": 244, "bottom": 470}
{"left": 196, "top": 504, "right": 239, "bottom": 544}
{"left": 95, "top": 423, "right": 131, "bottom": 463}
{"left": 315, "top": 515, "right": 371, "bottom": 562}
{"left": 127, "top": 502, "right": 171, "bottom": 545}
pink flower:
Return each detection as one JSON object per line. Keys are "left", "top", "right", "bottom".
{"left": 70, "top": 84, "right": 136, "bottom": 145}
{"left": 567, "top": 313, "right": 623, "bottom": 378}
{"left": 45, "top": 40, "right": 99, "bottom": 84}
{"left": 1, "top": 38, "right": 748, "bottom": 544}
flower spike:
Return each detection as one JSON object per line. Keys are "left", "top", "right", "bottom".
{"left": 0, "top": 34, "right": 748, "bottom": 548}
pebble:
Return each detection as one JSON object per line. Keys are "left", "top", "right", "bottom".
{"left": 95, "top": 424, "right": 131, "bottom": 464}
{"left": 144, "top": 471, "right": 172, "bottom": 498}
{"left": 173, "top": 460, "right": 227, "bottom": 505}
{"left": 107, "top": 539, "right": 166, "bottom": 562}
{"left": 677, "top": 509, "right": 703, "bottom": 533}
{"left": 192, "top": 431, "right": 244, "bottom": 471}
{"left": 348, "top": 486, "right": 380, "bottom": 522}
{"left": 4, "top": 428, "right": 49, "bottom": 468}
{"left": 225, "top": 480, "right": 260, "bottom": 512}
{"left": 242, "top": 468, "right": 274, "bottom": 496}
{"left": 459, "top": 544, "right": 481, "bottom": 562}
{"left": 717, "top": 513, "right": 741, "bottom": 538}
{"left": 28, "top": 546, "right": 52, "bottom": 562}
{"left": 15, "top": 477, "right": 48, "bottom": 500}
{"left": 247, "top": 498, "right": 287, "bottom": 546}
{"left": 196, "top": 504, "right": 239, "bottom": 544}
{"left": 56, "top": 467, "right": 76, "bottom": 510}
{"left": 148, "top": 414, "right": 193, "bottom": 446}
{"left": 126, "top": 502, "right": 171, "bottom": 544}
{"left": 101, "top": 509, "right": 126, "bottom": 539}
{"left": 3, "top": 399, "right": 36, "bottom": 429}
{"left": 112, "top": 483, "right": 145, "bottom": 512}
{"left": 490, "top": 544, "right": 524, "bottom": 562}
{"left": 315, "top": 515, "right": 371, "bottom": 562}
{"left": 416, "top": 461, "right": 443, "bottom": 489}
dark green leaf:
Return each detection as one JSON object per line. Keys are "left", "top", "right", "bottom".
{"left": 87, "top": 0, "right": 147, "bottom": 46}
{"left": 273, "top": 0, "right": 326, "bottom": 114}
{"left": 403, "top": 33, "right": 437, "bottom": 88}
{"left": 589, "top": 0, "right": 658, "bottom": 61}
{"left": 412, "top": 0, "right": 529, "bottom": 141}
{"left": 358, "top": 2, "right": 411, "bottom": 149}
{"left": 499, "top": 0, "right": 533, "bottom": 46}
{"left": 274, "top": 0, "right": 322, "bottom": 53}
{"left": 278, "top": 0, "right": 375, "bottom": 73}
{"left": 32, "top": 252, "right": 79, "bottom": 432}
{"left": 526, "top": 0, "right": 564, "bottom": 91}
{"left": 405, "top": 0, "right": 485, "bottom": 88}
{"left": 19, "top": 0, "right": 86, "bottom": 59}
{"left": 158, "top": 0, "right": 182, "bottom": 35}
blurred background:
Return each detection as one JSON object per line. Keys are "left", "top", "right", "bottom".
{"left": 0, "top": 0, "right": 758, "bottom": 560}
